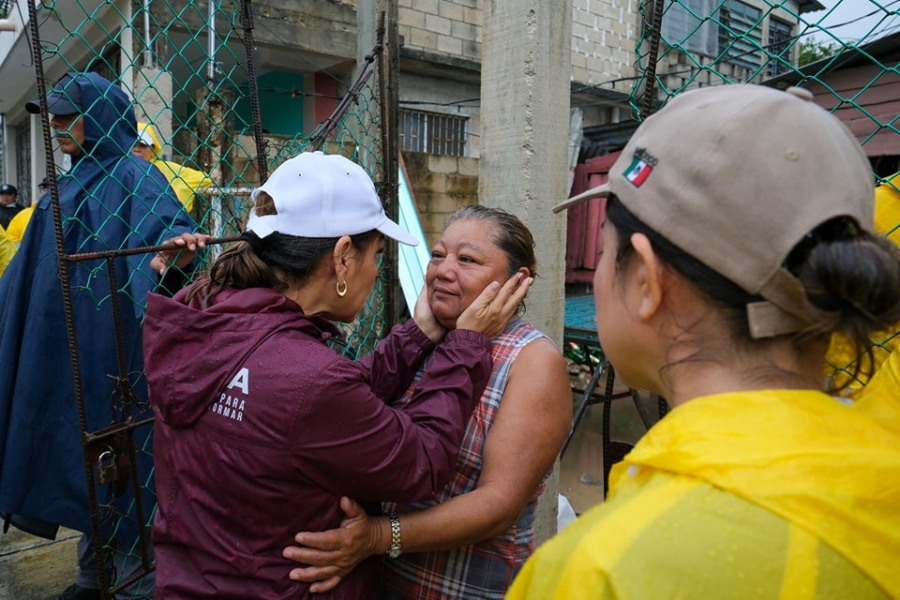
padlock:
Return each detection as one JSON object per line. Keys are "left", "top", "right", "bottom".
{"left": 97, "top": 450, "right": 118, "bottom": 485}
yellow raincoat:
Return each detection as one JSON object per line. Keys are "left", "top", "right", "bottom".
{"left": 507, "top": 390, "right": 900, "bottom": 599}
{"left": 137, "top": 122, "right": 213, "bottom": 213}
{"left": 5, "top": 204, "right": 35, "bottom": 245}
{"left": 825, "top": 173, "right": 900, "bottom": 391}
{"left": 854, "top": 347, "right": 900, "bottom": 436}
{"left": 0, "top": 225, "right": 15, "bottom": 277}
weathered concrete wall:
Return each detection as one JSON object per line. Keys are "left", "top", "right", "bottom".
{"left": 393, "top": 0, "right": 636, "bottom": 87}
{"left": 398, "top": 0, "right": 481, "bottom": 63}
{"left": 402, "top": 151, "right": 478, "bottom": 247}
{"left": 155, "top": 0, "right": 357, "bottom": 59}
{"left": 571, "top": 0, "right": 638, "bottom": 86}
{"left": 131, "top": 67, "right": 175, "bottom": 158}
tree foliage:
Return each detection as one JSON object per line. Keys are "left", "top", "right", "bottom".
{"left": 799, "top": 38, "right": 839, "bottom": 66}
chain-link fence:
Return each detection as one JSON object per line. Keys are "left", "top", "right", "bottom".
{"left": 13, "top": 1, "right": 393, "bottom": 596}
{"left": 4, "top": 0, "right": 898, "bottom": 596}
{"left": 632, "top": 0, "right": 899, "bottom": 391}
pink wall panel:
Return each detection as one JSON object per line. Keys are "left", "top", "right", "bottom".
{"left": 572, "top": 153, "right": 618, "bottom": 273}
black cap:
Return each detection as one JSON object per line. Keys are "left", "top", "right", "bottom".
{"left": 0, "top": 184, "right": 17, "bottom": 195}
{"left": 25, "top": 74, "right": 82, "bottom": 116}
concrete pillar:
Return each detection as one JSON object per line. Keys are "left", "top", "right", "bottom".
{"left": 132, "top": 68, "right": 175, "bottom": 157}
{"left": 479, "top": 0, "right": 572, "bottom": 544}
{"left": 29, "top": 113, "right": 40, "bottom": 201}
{"left": 127, "top": 0, "right": 176, "bottom": 160}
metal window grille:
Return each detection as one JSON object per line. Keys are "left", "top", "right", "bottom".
{"left": 767, "top": 17, "right": 793, "bottom": 77}
{"left": 399, "top": 109, "right": 467, "bottom": 157}
{"left": 717, "top": 0, "right": 763, "bottom": 70}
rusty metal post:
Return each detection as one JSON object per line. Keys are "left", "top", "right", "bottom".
{"left": 379, "top": 2, "right": 401, "bottom": 327}
{"left": 640, "top": 0, "right": 667, "bottom": 119}
{"left": 358, "top": 0, "right": 401, "bottom": 329}
{"left": 196, "top": 86, "right": 239, "bottom": 237}
{"left": 239, "top": 0, "right": 269, "bottom": 184}
{"left": 23, "top": 1, "right": 112, "bottom": 595}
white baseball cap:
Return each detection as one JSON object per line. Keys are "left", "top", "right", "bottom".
{"left": 137, "top": 128, "right": 155, "bottom": 148}
{"left": 246, "top": 151, "right": 418, "bottom": 246}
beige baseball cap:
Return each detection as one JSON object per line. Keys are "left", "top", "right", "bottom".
{"left": 554, "top": 84, "right": 874, "bottom": 338}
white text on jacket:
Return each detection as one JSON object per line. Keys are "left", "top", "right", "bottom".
{"left": 209, "top": 367, "right": 249, "bottom": 422}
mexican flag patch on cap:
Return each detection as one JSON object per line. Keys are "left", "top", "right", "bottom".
{"left": 624, "top": 155, "right": 653, "bottom": 187}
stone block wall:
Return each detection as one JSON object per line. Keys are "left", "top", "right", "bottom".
{"left": 402, "top": 151, "right": 479, "bottom": 247}
{"left": 392, "top": 0, "right": 636, "bottom": 87}
{"left": 398, "top": 0, "right": 482, "bottom": 63}
{"left": 571, "top": 0, "right": 638, "bottom": 86}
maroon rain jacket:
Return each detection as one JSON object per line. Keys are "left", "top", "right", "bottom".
{"left": 143, "top": 286, "right": 492, "bottom": 599}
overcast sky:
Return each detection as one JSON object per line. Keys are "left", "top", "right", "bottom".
{"left": 804, "top": 0, "right": 900, "bottom": 44}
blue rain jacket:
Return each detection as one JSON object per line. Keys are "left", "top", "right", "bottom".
{"left": 0, "top": 72, "right": 195, "bottom": 537}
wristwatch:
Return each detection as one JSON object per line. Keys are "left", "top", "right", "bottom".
{"left": 386, "top": 511, "right": 402, "bottom": 559}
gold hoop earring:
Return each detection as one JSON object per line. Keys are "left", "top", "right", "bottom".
{"left": 336, "top": 280, "right": 348, "bottom": 298}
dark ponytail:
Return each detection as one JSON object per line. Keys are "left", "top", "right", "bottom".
{"left": 186, "top": 191, "right": 380, "bottom": 304}
{"left": 794, "top": 228, "right": 900, "bottom": 379}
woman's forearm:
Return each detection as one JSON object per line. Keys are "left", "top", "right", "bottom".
{"left": 389, "top": 486, "right": 523, "bottom": 555}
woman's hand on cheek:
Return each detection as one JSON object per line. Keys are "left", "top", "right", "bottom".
{"left": 413, "top": 286, "right": 447, "bottom": 343}
{"left": 456, "top": 273, "right": 533, "bottom": 339}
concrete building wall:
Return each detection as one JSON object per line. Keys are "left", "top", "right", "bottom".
{"left": 389, "top": 0, "right": 638, "bottom": 87}
{"left": 158, "top": 0, "right": 358, "bottom": 61}
{"left": 401, "top": 151, "right": 478, "bottom": 246}
{"left": 571, "top": 0, "right": 639, "bottom": 86}
{"left": 397, "top": 0, "right": 482, "bottom": 63}
{"left": 654, "top": 0, "right": 808, "bottom": 92}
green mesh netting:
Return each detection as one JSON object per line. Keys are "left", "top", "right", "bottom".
{"left": 23, "top": 1, "right": 392, "bottom": 596}
{"left": 632, "top": 0, "right": 899, "bottom": 391}
{"left": 14, "top": 0, "right": 899, "bottom": 596}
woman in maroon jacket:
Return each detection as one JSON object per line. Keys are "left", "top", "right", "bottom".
{"left": 142, "top": 152, "right": 531, "bottom": 599}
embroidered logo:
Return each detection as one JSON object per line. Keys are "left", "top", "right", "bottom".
{"left": 624, "top": 148, "right": 658, "bottom": 187}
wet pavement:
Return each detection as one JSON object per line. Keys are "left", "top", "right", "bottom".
{"left": 0, "top": 527, "right": 79, "bottom": 599}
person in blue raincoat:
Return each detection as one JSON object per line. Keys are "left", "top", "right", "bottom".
{"left": 0, "top": 72, "right": 203, "bottom": 600}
